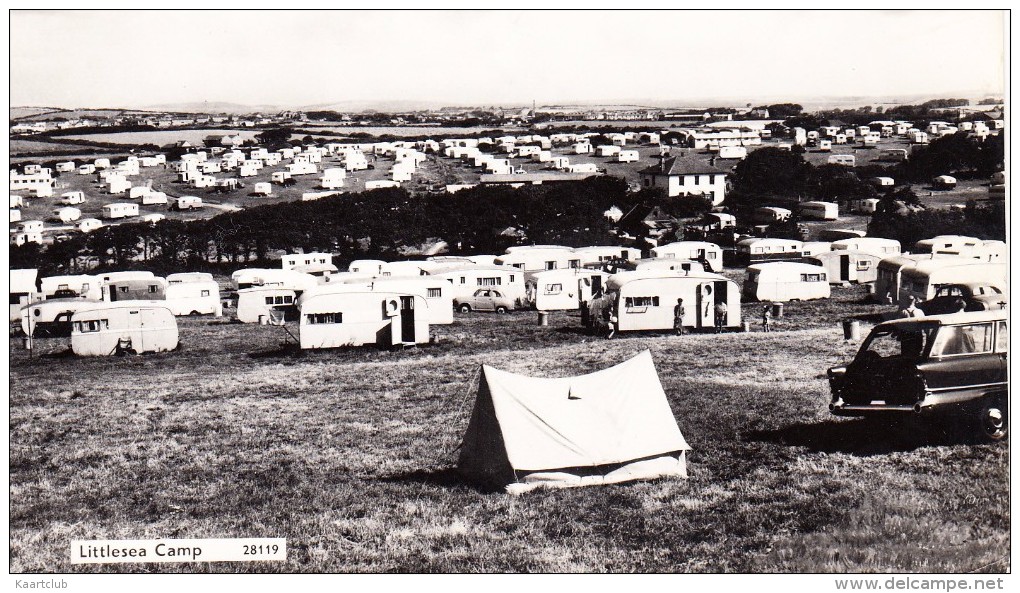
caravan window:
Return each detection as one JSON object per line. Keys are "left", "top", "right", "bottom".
{"left": 544, "top": 283, "right": 563, "bottom": 295}
{"left": 148, "top": 285, "right": 159, "bottom": 293}
{"left": 119, "top": 286, "right": 129, "bottom": 293}
{"left": 545, "top": 261, "right": 558, "bottom": 270}
{"left": 76, "top": 319, "right": 108, "bottom": 333}
{"left": 201, "top": 290, "right": 211, "bottom": 297}
{"left": 856, "top": 261, "right": 871, "bottom": 271}
{"left": 460, "top": 277, "right": 466, "bottom": 284}
{"left": 265, "top": 296, "right": 274, "bottom": 305}
{"left": 568, "top": 260, "right": 581, "bottom": 269}
{"left": 427, "top": 288, "right": 442, "bottom": 298}
{"left": 478, "top": 277, "right": 502, "bottom": 287}
{"left": 624, "top": 296, "right": 659, "bottom": 308}
{"left": 306, "top": 312, "right": 342, "bottom": 324}
{"left": 801, "top": 273, "right": 825, "bottom": 282}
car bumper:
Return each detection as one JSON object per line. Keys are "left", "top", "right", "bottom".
{"left": 830, "top": 387, "right": 1002, "bottom": 416}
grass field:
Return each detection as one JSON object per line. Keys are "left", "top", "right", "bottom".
{"left": 9, "top": 287, "right": 1009, "bottom": 573}
{"left": 55, "top": 130, "right": 261, "bottom": 146}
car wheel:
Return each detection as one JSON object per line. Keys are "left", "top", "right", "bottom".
{"left": 458, "top": 304, "right": 471, "bottom": 313}
{"left": 976, "top": 398, "right": 1008, "bottom": 442}
{"left": 495, "top": 306, "right": 507, "bottom": 314}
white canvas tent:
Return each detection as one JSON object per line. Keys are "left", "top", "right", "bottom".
{"left": 458, "top": 350, "right": 690, "bottom": 494}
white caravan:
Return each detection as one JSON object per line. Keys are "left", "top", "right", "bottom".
{"left": 70, "top": 302, "right": 178, "bottom": 356}
{"left": 602, "top": 271, "right": 741, "bottom": 333}
{"left": 297, "top": 290, "right": 430, "bottom": 349}
{"left": 742, "top": 262, "right": 831, "bottom": 302}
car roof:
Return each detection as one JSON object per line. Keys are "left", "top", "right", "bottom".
{"left": 876, "top": 309, "right": 1007, "bottom": 330}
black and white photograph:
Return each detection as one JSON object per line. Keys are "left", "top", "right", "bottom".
{"left": 5, "top": 7, "right": 1011, "bottom": 586}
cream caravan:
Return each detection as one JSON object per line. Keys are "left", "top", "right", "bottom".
{"left": 650, "top": 241, "right": 724, "bottom": 272}
{"left": 805, "top": 250, "right": 884, "bottom": 285}
{"left": 494, "top": 245, "right": 578, "bottom": 273}
{"left": 70, "top": 302, "right": 178, "bottom": 356}
{"left": 742, "top": 262, "right": 831, "bottom": 302}
{"left": 165, "top": 278, "right": 222, "bottom": 316}
{"left": 603, "top": 271, "right": 741, "bottom": 333}
{"left": 527, "top": 268, "right": 608, "bottom": 311}
{"left": 318, "top": 276, "right": 454, "bottom": 324}
{"left": 297, "top": 290, "right": 429, "bottom": 349}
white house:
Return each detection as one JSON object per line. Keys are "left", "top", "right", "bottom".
{"left": 639, "top": 156, "right": 728, "bottom": 206}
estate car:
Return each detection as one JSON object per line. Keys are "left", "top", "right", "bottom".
{"left": 828, "top": 310, "right": 1008, "bottom": 441}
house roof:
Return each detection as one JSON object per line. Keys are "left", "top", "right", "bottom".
{"left": 618, "top": 204, "right": 679, "bottom": 230}
{"left": 639, "top": 155, "right": 728, "bottom": 177}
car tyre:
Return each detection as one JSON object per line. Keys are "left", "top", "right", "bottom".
{"left": 495, "top": 306, "right": 507, "bottom": 314}
{"left": 458, "top": 304, "right": 471, "bottom": 313}
{"left": 975, "top": 397, "right": 1008, "bottom": 442}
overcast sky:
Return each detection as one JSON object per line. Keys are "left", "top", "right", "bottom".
{"left": 9, "top": 10, "right": 1007, "bottom": 109}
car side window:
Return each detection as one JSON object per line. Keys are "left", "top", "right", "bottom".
{"left": 931, "top": 323, "right": 994, "bottom": 357}
{"left": 996, "top": 321, "right": 1008, "bottom": 352}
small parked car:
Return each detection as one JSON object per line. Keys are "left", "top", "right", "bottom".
{"left": 454, "top": 289, "right": 515, "bottom": 313}
{"left": 828, "top": 309, "right": 1008, "bottom": 441}
{"left": 917, "top": 282, "right": 1008, "bottom": 315}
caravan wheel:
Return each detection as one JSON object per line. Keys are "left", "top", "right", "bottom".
{"left": 189, "top": 310, "right": 201, "bottom": 316}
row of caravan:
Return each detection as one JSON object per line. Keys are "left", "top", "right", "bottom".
{"left": 14, "top": 270, "right": 223, "bottom": 335}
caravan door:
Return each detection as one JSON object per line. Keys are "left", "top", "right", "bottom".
{"left": 714, "top": 281, "right": 729, "bottom": 326}
{"left": 399, "top": 296, "right": 416, "bottom": 343}
{"left": 697, "top": 282, "right": 715, "bottom": 329}
{"left": 840, "top": 254, "right": 851, "bottom": 283}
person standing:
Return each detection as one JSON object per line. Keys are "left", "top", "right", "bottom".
{"left": 588, "top": 291, "right": 605, "bottom": 336}
{"left": 673, "top": 298, "right": 686, "bottom": 336}
{"left": 762, "top": 305, "right": 772, "bottom": 333}
{"left": 714, "top": 301, "right": 728, "bottom": 333}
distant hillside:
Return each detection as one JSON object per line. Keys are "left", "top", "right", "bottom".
{"left": 142, "top": 102, "right": 283, "bottom": 114}
{"left": 12, "top": 108, "right": 156, "bottom": 122}
{"left": 10, "top": 106, "right": 65, "bottom": 120}
{"left": 298, "top": 100, "right": 451, "bottom": 113}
